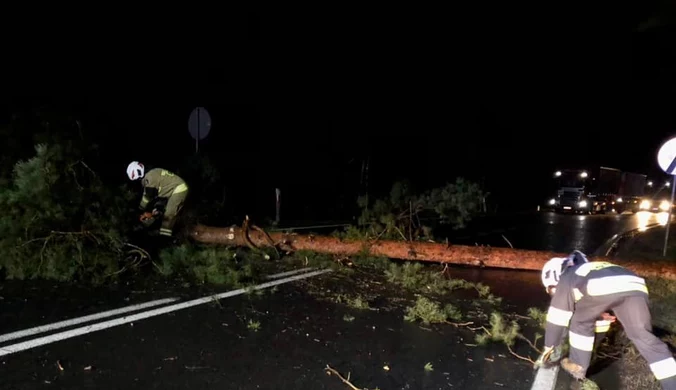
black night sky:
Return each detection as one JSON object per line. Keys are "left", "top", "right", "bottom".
{"left": 2, "top": 9, "right": 675, "bottom": 223}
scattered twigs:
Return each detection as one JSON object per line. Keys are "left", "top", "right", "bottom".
{"left": 393, "top": 226, "right": 407, "bottom": 241}
{"left": 517, "top": 334, "right": 542, "bottom": 354}
{"left": 325, "top": 365, "right": 361, "bottom": 390}
{"left": 501, "top": 234, "right": 513, "bottom": 248}
{"left": 123, "top": 243, "right": 151, "bottom": 260}
{"left": 468, "top": 325, "right": 492, "bottom": 335}
{"left": 507, "top": 344, "right": 535, "bottom": 364}
{"left": 152, "top": 261, "right": 164, "bottom": 273}
{"left": 445, "top": 321, "right": 474, "bottom": 327}
{"left": 596, "top": 351, "right": 621, "bottom": 360}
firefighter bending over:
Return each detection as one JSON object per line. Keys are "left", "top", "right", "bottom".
{"left": 536, "top": 250, "right": 676, "bottom": 389}
{"left": 127, "top": 161, "right": 189, "bottom": 237}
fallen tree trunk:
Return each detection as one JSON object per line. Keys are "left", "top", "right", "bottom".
{"left": 187, "top": 224, "right": 676, "bottom": 280}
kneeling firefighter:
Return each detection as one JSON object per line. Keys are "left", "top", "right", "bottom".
{"left": 127, "top": 161, "right": 189, "bottom": 237}
{"left": 535, "top": 250, "right": 676, "bottom": 389}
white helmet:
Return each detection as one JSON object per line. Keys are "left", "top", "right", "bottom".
{"left": 541, "top": 250, "right": 590, "bottom": 290}
{"left": 541, "top": 257, "right": 569, "bottom": 290}
{"left": 127, "top": 161, "right": 144, "bottom": 181}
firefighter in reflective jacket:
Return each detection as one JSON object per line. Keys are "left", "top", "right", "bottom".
{"left": 127, "top": 161, "right": 189, "bottom": 237}
{"left": 537, "top": 251, "right": 676, "bottom": 389}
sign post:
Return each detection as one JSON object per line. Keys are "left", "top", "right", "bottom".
{"left": 657, "top": 137, "right": 676, "bottom": 256}
{"left": 188, "top": 107, "right": 212, "bottom": 153}
{"left": 275, "top": 188, "right": 281, "bottom": 225}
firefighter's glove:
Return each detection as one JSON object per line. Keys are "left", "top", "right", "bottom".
{"left": 139, "top": 212, "right": 155, "bottom": 227}
{"left": 601, "top": 312, "right": 616, "bottom": 323}
{"left": 534, "top": 346, "right": 556, "bottom": 369}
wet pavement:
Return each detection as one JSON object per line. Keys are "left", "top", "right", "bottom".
{"left": 0, "top": 270, "right": 540, "bottom": 390}
{"left": 0, "top": 211, "right": 669, "bottom": 389}
{"left": 446, "top": 210, "right": 671, "bottom": 254}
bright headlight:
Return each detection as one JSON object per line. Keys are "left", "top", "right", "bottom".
{"left": 616, "top": 197, "right": 623, "bottom": 203}
{"left": 659, "top": 200, "right": 670, "bottom": 211}
{"left": 578, "top": 200, "right": 588, "bottom": 208}
{"left": 549, "top": 198, "right": 556, "bottom": 205}
{"left": 640, "top": 200, "right": 651, "bottom": 210}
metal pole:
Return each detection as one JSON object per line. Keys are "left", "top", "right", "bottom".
{"left": 663, "top": 175, "right": 676, "bottom": 257}
{"left": 275, "top": 188, "right": 281, "bottom": 225}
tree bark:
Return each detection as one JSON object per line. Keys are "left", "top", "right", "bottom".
{"left": 187, "top": 224, "right": 676, "bottom": 280}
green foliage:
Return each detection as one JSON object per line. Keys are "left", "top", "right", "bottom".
{"left": 581, "top": 379, "right": 601, "bottom": 390}
{"left": 158, "top": 244, "right": 258, "bottom": 287}
{"left": 404, "top": 296, "right": 462, "bottom": 324}
{"left": 0, "top": 143, "right": 136, "bottom": 283}
{"left": 355, "top": 178, "right": 484, "bottom": 241}
{"left": 528, "top": 307, "right": 547, "bottom": 329}
{"left": 383, "top": 262, "right": 501, "bottom": 305}
{"left": 475, "top": 312, "right": 520, "bottom": 346}
{"left": 335, "top": 293, "right": 370, "bottom": 309}
{"left": 247, "top": 319, "right": 261, "bottom": 332}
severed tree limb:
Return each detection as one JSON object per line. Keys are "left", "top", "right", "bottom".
{"left": 187, "top": 224, "right": 676, "bottom": 279}
{"left": 252, "top": 225, "right": 280, "bottom": 259}
{"left": 325, "top": 365, "right": 362, "bottom": 390}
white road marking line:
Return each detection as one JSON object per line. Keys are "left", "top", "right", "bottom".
{"left": 0, "top": 297, "right": 179, "bottom": 344}
{"left": 531, "top": 364, "right": 559, "bottom": 390}
{"left": 0, "top": 269, "right": 314, "bottom": 344}
{"left": 0, "top": 269, "right": 331, "bottom": 357}
{"left": 265, "top": 267, "right": 316, "bottom": 279}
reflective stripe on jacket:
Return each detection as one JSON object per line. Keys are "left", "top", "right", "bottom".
{"left": 544, "top": 262, "right": 647, "bottom": 348}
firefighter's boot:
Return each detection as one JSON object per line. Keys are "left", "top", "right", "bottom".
{"left": 561, "top": 358, "right": 586, "bottom": 380}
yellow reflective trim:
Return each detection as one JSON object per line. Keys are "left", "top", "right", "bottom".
{"left": 573, "top": 288, "right": 583, "bottom": 302}
{"left": 586, "top": 275, "right": 648, "bottom": 296}
{"left": 159, "top": 228, "right": 173, "bottom": 236}
{"left": 546, "top": 306, "right": 573, "bottom": 327}
{"left": 173, "top": 183, "right": 188, "bottom": 194}
{"left": 161, "top": 170, "right": 175, "bottom": 177}
{"left": 594, "top": 320, "right": 611, "bottom": 333}
{"left": 650, "top": 357, "right": 676, "bottom": 380}
{"left": 575, "top": 262, "right": 618, "bottom": 276}
{"left": 569, "top": 331, "right": 594, "bottom": 352}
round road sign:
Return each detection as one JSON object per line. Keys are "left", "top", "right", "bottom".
{"left": 188, "top": 107, "right": 212, "bottom": 141}
{"left": 657, "top": 137, "right": 676, "bottom": 175}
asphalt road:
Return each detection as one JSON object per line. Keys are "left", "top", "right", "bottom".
{"left": 447, "top": 210, "right": 671, "bottom": 254}
{"left": 0, "top": 211, "right": 668, "bottom": 389}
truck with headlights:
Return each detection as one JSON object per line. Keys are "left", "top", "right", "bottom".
{"left": 545, "top": 167, "right": 648, "bottom": 214}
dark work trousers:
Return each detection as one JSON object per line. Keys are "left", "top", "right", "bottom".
{"left": 568, "top": 294, "right": 676, "bottom": 390}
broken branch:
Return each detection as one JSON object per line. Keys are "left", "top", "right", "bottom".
{"left": 506, "top": 344, "right": 535, "bottom": 364}
{"left": 325, "top": 365, "right": 361, "bottom": 390}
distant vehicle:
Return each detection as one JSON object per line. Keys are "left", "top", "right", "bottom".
{"left": 635, "top": 178, "right": 675, "bottom": 213}
{"left": 543, "top": 167, "right": 651, "bottom": 214}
